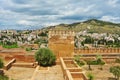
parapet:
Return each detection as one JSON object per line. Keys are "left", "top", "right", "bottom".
{"left": 49, "top": 30, "right": 75, "bottom": 37}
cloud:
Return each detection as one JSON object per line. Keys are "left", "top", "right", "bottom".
{"left": 100, "top": 15, "right": 120, "bottom": 23}
{"left": 0, "top": 0, "right": 120, "bottom": 30}
{"left": 108, "top": 0, "right": 119, "bottom": 7}
{"left": 12, "top": 0, "right": 30, "bottom": 4}
{"left": 17, "top": 20, "right": 32, "bottom": 25}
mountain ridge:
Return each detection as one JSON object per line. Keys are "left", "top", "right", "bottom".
{"left": 44, "top": 19, "right": 120, "bottom": 34}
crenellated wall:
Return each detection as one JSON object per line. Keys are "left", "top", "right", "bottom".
{"left": 75, "top": 48, "right": 120, "bottom": 54}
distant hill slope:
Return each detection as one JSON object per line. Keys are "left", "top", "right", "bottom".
{"left": 43, "top": 19, "right": 120, "bottom": 34}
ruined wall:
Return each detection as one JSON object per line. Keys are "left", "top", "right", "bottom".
{"left": 48, "top": 30, "right": 75, "bottom": 58}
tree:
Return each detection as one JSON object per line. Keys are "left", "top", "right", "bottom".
{"left": 96, "top": 55, "right": 105, "bottom": 70}
{"left": 35, "top": 48, "right": 56, "bottom": 66}
{"left": 0, "top": 58, "right": 4, "bottom": 69}
{"left": 74, "top": 55, "right": 85, "bottom": 67}
{"left": 115, "top": 58, "right": 120, "bottom": 63}
{"left": 86, "top": 60, "right": 94, "bottom": 70}
{"left": 98, "top": 60, "right": 105, "bottom": 70}
{"left": 110, "top": 66, "right": 120, "bottom": 80}
{"left": 84, "top": 36, "right": 94, "bottom": 44}
{"left": 87, "top": 73, "right": 94, "bottom": 80}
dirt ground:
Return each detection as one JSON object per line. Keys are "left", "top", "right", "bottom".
{"left": 34, "top": 65, "right": 64, "bottom": 80}
{"left": 82, "top": 63, "right": 120, "bottom": 80}
{"left": 3, "top": 60, "right": 120, "bottom": 80}
{"left": 4, "top": 67, "right": 35, "bottom": 80}
{"left": 4, "top": 65, "right": 64, "bottom": 80}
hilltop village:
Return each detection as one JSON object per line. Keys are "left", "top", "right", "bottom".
{"left": 0, "top": 29, "right": 120, "bottom": 80}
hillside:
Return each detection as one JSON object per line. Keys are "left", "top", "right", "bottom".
{"left": 44, "top": 19, "right": 120, "bottom": 34}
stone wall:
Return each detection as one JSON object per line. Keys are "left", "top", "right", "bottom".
{"left": 4, "top": 59, "right": 16, "bottom": 70}
{"left": 60, "top": 57, "right": 88, "bottom": 80}
{"left": 0, "top": 46, "right": 3, "bottom": 50}
{"left": 21, "top": 44, "right": 39, "bottom": 49}
{"left": 75, "top": 48, "right": 120, "bottom": 54}
{"left": 4, "top": 55, "right": 35, "bottom": 62}
{"left": 0, "top": 48, "right": 35, "bottom": 62}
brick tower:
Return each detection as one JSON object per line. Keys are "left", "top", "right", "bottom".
{"left": 48, "top": 30, "right": 75, "bottom": 58}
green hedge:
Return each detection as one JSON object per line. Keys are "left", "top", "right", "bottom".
{"left": 3, "top": 44, "right": 18, "bottom": 49}
{"left": 0, "top": 75, "right": 9, "bottom": 80}
{"left": 35, "top": 48, "right": 56, "bottom": 66}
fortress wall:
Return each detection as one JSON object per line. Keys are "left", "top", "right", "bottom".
{"left": 75, "top": 48, "right": 120, "bottom": 54}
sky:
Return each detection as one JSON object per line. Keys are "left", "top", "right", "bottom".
{"left": 0, "top": 0, "right": 120, "bottom": 30}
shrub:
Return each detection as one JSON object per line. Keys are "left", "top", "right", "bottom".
{"left": 85, "top": 60, "right": 98, "bottom": 70}
{"left": 26, "top": 47, "right": 32, "bottom": 51}
{"left": 74, "top": 55, "right": 85, "bottom": 67}
{"left": 35, "top": 48, "right": 56, "bottom": 66}
{"left": 87, "top": 73, "right": 94, "bottom": 80}
{"left": 77, "top": 60, "right": 85, "bottom": 66}
{"left": 115, "top": 58, "right": 120, "bottom": 63}
{"left": 0, "top": 75, "right": 9, "bottom": 80}
{"left": 0, "top": 58, "right": 4, "bottom": 69}
{"left": 110, "top": 66, "right": 120, "bottom": 80}
{"left": 2, "top": 42, "right": 18, "bottom": 49}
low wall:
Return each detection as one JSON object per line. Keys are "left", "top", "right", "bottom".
{"left": 102, "top": 57, "right": 118, "bottom": 63}
{"left": 4, "top": 59, "right": 16, "bottom": 70}
{"left": 60, "top": 57, "right": 88, "bottom": 80}
{"left": 12, "top": 63, "right": 36, "bottom": 68}
{"left": 30, "top": 66, "right": 39, "bottom": 80}
{"left": 4, "top": 55, "right": 35, "bottom": 62}
{"left": 74, "top": 55, "right": 118, "bottom": 64}
{"left": 71, "top": 72, "right": 87, "bottom": 80}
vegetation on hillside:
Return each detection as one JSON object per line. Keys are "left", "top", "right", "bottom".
{"left": 45, "top": 19, "right": 120, "bottom": 34}
{"left": 0, "top": 41, "right": 18, "bottom": 49}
